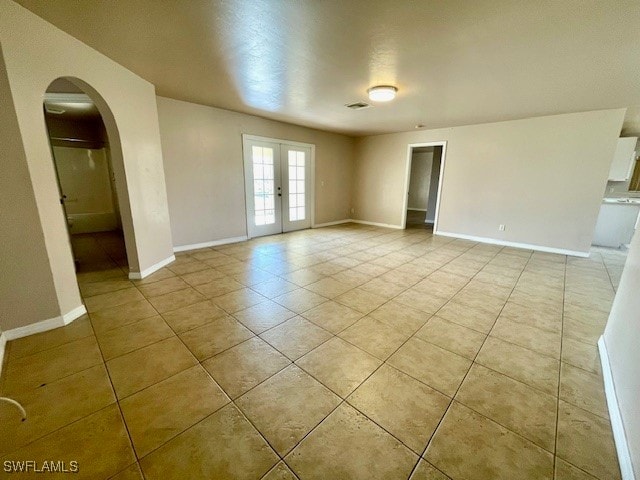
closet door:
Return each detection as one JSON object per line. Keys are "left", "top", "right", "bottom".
{"left": 243, "top": 139, "right": 282, "bottom": 238}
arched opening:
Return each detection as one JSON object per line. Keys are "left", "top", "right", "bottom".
{"left": 43, "top": 77, "right": 136, "bottom": 282}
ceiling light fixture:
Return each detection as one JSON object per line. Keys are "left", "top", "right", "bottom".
{"left": 367, "top": 85, "right": 398, "bottom": 102}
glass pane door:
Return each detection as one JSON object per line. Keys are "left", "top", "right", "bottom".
{"left": 281, "top": 145, "right": 311, "bottom": 232}
{"left": 243, "top": 139, "right": 282, "bottom": 238}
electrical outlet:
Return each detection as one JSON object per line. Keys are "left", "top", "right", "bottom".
{"left": 350, "top": 208, "right": 355, "bottom": 214}
{"left": 499, "top": 224, "right": 505, "bottom": 231}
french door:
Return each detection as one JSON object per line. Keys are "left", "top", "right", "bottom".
{"left": 243, "top": 135, "right": 313, "bottom": 238}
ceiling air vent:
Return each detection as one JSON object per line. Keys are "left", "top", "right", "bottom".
{"left": 345, "top": 102, "right": 371, "bottom": 110}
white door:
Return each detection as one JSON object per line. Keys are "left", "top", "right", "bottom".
{"left": 243, "top": 136, "right": 313, "bottom": 238}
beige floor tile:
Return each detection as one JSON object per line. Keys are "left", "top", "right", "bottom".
{"left": 556, "top": 401, "right": 620, "bottom": 480}
{"left": 339, "top": 316, "right": 409, "bottom": 360}
{"left": 425, "top": 402, "right": 554, "bottom": 480}
{"left": 559, "top": 363, "right": 608, "bottom": 418}
{"left": 212, "top": 287, "right": 266, "bottom": 313}
{"left": 387, "top": 337, "right": 471, "bottom": 396}
{"left": 89, "top": 299, "right": 158, "bottom": 333}
{"left": 202, "top": 337, "right": 291, "bottom": 399}
{"left": 369, "top": 301, "right": 430, "bottom": 336}
{"left": 234, "top": 300, "right": 297, "bottom": 334}
{"left": 564, "top": 291, "right": 613, "bottom": 313}
{"left": 7, "top": 316, "right": 94, "bottom": 361}
{"left": 331, "top": 269, "right": 374, "bottom": 288}
{"left": 296, "top": 337, "right": 381, "bottom": 398}
{"left": 476, "top": 336, "right": 560, "bottom": 395}
{"left": 180, "top": 267, "right": 225, "bottom": 286}
{"left": 451, "top": 290, "right": 506, "bottom": 315}
{"left": 348, "top": 364, "right": 449, "bottom": 453}
{"left": 412, "top": 278, "right": 462, "bottom": 299}
{"left": 410, "top": 460, "right": 451, "bottom": 479}
{"left": 335, "top": 288, "right": 388, "bottom": 314}
{"left": 435, "top": 300, "right": 499, "bottom": 334}
{"left": 380, "top": 268, "right": 424, "bottom": 288}
{"left": 273, "top": 288, "right": 328, "bottom": 314}
{"left": 359, "top": 278, "right": 406, "bottom": 299}
{"left": 263, "top": 461, "right": 298, "bottom": 480}
{"left": 562, "top": 317, "right": 605, "bottom": 346}
{"left": 110, "top": 463, "right": 145, "bottom": 480}
{"left": 106, "top": 336, "right": 197, "bottom": 398}
{"left": 147, "top": 287, "right": 207, "bottom": 313}
{"left": 456, "top": 364, "right": 557, "bottom": 451}
{"left": 563, "top": 304, "right": 609, "bottom": 325}
{"left": 140, "top": 404, "right": 278, "bottom": 479}
{"left": 251, "top": 277, "right": 299, "bottom": 298}
{"left": 233, "top": 268, "right": 277, "bottom": 287}
{"left": 306, "top": 277, "right": 353, "bottom": 299}
{"left": 84, "top": 287, "right": 145, "bottom": 313}
{"left": 260, "top": 316, "right": 332, "bottom": 360}
{"left": 286, "top": 403, "right": 417, "bottom": 480}
{"left": 498, "top": 301, "right": 562, "bottom": 333}
{"left": 554, "top": 457, "right": 599, "bottom": 480}
{"left": 120, "top": 365, "right": 229, "bottom": 457}
{"left": 283, "top": 268, "right": 326, "bottom": 287}
{"left": 167, "top": 260, "right": 210, "bottom": 275}
{"left": 137, "top": 276, "right": 190, "bottom": 298}
{"left": 79, "top": 278, "right": 134, "bottom": 297}
{"left": 415, "top": 316, "right": 486, "bottom": 360}
{"left": 561, "top": 338, "right": 601, "bottom": 374}
{"left": 0, "top": 405, "right": 135, "bottom": 480}
{"left": 301, "top": 300, "right": 363, "bottom": 334}
{"left": 237, "top": 365, "right": 340, "bottom": 455}
{"left": 96, "top": 315, "right": 174, "bottom": 360}
{"left": 179, "top": 316, "right": 253, "bottom": 360}
{"left": 394, "top": 289, "right": 449, "bottom": 314}
{"left": 129, "top": 267, "right": 176, "bottom": 285}
{"left": 352, "top": 262, "right": 390, "bottom": 277}
{"left": 461, "top": 281, "right": 513, "bottom": 301}
{"left": 0, "top": 364, "right": 115, "bottom": 456}
{"left": 491, "top": 317, "right": 561, "bottom": 359}
{"left": 2, "top": 336, "right": 103, "bottom": 394}
{"left": 194, "top": 276, "right": 245, "bottom": 298}
{"left": 160, "top": 300, "right": 227, "bottom": 333}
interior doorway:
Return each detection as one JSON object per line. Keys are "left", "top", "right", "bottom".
{"left": 403, "top": 142, "right": 446, "bottom": 230}
{"left": 243, "top": 135, "right": 315, "bottom": 238}
{"left": 43, "top": 78, "right": 128, "bottom": 275}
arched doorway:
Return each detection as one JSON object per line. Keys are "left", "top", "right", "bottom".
{"left": 43, "top": 77, "right": 137, "bottom": 283}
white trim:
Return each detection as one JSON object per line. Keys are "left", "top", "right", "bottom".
{"left": 0, "top": 332, "right": 6, "bottom": 379}
{"left": 128, "top": 255, "right": 176, "bottom": 280}
{"left": 435, "top": 230, "right": 589, "bottom": 257}
{"left": 313, "top": 219, "right": 352, "bottom": 228}
{"left": 350, "top": 219, "right": 403, "bottom": 230}
{"left": 402, "top": 142, "right": 447, "bottom": 230}
{"left": 407, "top": 208, "right": 428, "bottom": 212}
{"left": 3, "top": 304, "right": 87, "bottom": 341}
{"left": 598, "top": 337, "right": 636, "bottom": 480}
{"left": 173, "top": 236, "right": 248, "bottom": 252}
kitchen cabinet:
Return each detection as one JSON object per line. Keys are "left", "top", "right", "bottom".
{"left": 592, "top": 200, "right": 640, "bottom": 247}
{"left": 608, "top": 137, "right": 637, "bottom": 181}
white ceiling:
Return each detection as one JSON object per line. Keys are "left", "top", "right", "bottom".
{"left": 17, "top": 0, "right": 640, "bottom": 136}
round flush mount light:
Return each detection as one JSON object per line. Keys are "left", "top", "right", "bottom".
{"left": 367, "top": 85, "right": 398, "bottom": 102}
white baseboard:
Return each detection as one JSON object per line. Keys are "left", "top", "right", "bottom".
{"left": 173, "top": 236, "right": 248, "bottom": 253}
{"left": 0, "top": 332, "right": 6, "bottom": 379}
{"left": 598, "top": 337, "right": 635, "bottom": 480}
{"left": 3, "top": 305, "right": 87, "bottom": 341}
{"left": 407, "top": 208, "right": 428, "bottom": 212}
{"left": 435, "top": 230, "right": 589, "bottom": 257}
{"left": 350, "top": 219, "right": 403, "bottom": 230}
{"left": 129, "top": 254, "right": 176, "bottom": 280}
{"left": 313, "top": 219, "right": 352, "bottom": 228}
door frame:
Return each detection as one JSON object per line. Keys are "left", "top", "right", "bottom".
{"left": 401, "top": 141, "right": 447, "bottom": 232}
{"left": 242, "top": 134, "right": 316, "bottom": 239}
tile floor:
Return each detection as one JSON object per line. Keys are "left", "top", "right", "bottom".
{"left": 0, "top": 224, "right": 627, "bottom": 479}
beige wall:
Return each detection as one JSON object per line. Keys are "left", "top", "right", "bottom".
{"left": 408, "top": 151, "right": 433, "bottom": 210}
{"left": 603, "top": 230, "right": 640, "bottom": 478}
{"left": 157, "top": 96, "right": 355, "bottom": 247}
{"left": 0, "top": 45, "right": 61, "bottom": 331}
{"left": 0, "top": 0, "right": 174, "bottom": 328}
{"left": 353, "top": 109, "right": 625, "bottom": 253}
